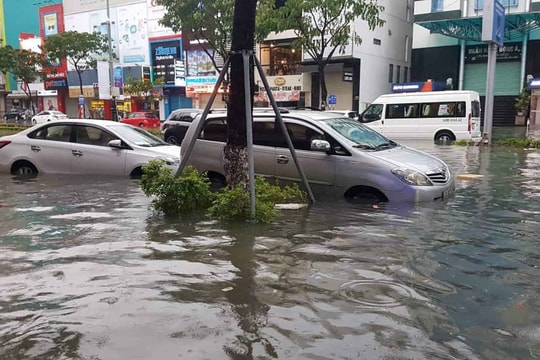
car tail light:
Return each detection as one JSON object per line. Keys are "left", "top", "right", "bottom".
{"left": 467, "top": 113, "right": 471, "bottom": 132}
{"left": 0, "top": 140, "right": 11, "bottom": 149}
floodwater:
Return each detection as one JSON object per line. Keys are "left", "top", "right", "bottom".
{"left": 0, "top": 135, "right": 539, "bottom": 359}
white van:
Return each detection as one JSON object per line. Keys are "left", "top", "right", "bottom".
{"left": 359, "top": 90, "right": 482, "bottom": 143}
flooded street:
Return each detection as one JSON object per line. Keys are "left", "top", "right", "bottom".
{"left": 0, "top": 137, "right": 539, "bottom": 359}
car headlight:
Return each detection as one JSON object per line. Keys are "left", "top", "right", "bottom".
{"left": 163, "top": 157, "right": 180, "bottom": 166}
{"left": 391, "top": 168, "right": 432, "bottom": 186}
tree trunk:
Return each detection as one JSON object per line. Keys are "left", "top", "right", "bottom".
{"left": 224, "top": 0, "right": 257, "bottom": 189}
{"left": 318, "top": 62, "right": 328, "bottom": 110}
{"left": 78, "top": 71, "right": 85, "bottom": 118}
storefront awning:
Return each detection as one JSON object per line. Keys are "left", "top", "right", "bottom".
{"left": 416, "top": 12, "right": 540, "bottom": 42}
{"left": 6, "top": 91, "right": 38, "bottom": 99}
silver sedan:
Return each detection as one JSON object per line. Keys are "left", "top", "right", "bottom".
{"left": 0, "top": 119, "right": 181, "bottom": 178}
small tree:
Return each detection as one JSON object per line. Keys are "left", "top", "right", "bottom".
{"left": 0, "top": 46, "right": 51, "bottom": 114}
{"left": 123, "top": 77, "right": 165, "bottom": 112}
{"left": 41, "top": 31, "right": 111, "bottom": 116}
{"left": 259, "top": 0, "right": 385, "bottom": 109}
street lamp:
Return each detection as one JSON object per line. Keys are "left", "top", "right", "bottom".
{"left": 105, "top": 0, "right": 118, "bottom": 121}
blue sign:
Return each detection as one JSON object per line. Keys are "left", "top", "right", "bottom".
{"left": 493, "top": 0, "right": 505, "bottom": 46}
{"left": 78, "top": 94, "right": 85, "bottom": 106}
{"left": 328, "top": 95, "right": 337, "bottom": 105}
{"left": 482, "top": 0, "right": 505, "bottom": 46}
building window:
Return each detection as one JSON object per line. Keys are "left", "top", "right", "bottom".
{"left": 388, "top": 64, "right": 394, "bottom": 83}
{"left": 373, "top": 38, "right": 381, "bottom": 46}
{"left": 260, "top": 40, "right": 302, "bottom": 76}
{"left": 474, "top": 0, "right": 518, "bottom": 10}
{"left": 404, "top": 67, "right": 409, "bottom": 82}
{"left": 404, "top": 35, "right": 410, "bottom": 62}
{"left": 431, "top": 0, "right": 443, "bottom": 12}
{"left": 396, "top": 66, "right": 401, "bottom": 83}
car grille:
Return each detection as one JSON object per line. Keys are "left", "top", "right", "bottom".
{"left": 427, "top": 167, "right": 450, "bottom": 184}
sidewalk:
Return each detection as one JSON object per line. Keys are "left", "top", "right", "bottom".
{"left": 527, "top": 124, "right": 540, "bottom": 140}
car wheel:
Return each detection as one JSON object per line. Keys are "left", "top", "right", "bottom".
{"left": 139, "top": 123, "right": 145, "bottom": 128}
{"left": 208, "top": 172, "right": 227, "bottom": 191}
{"left": 435, "top": 131, "right": 455, "bottom": 144}
{"left": 12, "top": 161, "right": 38, "bottom": 178}
{"left": 345, "top": 186, "right": 387, "bottom": 203}
{"left": 166, "top": 135, "right": 181, "bottom": 145}
{"left": 32, "top": 119, "right": 37, "bottom": 125}
{"left": 130, "top": 167, "right": 143, "bottom": 179}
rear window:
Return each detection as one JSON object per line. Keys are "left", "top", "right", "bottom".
{"left": 471, "top": 100, "right": 481, "bottom": 117}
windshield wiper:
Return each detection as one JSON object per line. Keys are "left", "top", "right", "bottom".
{"left": 353, "top": 144, "right": 375, "bottom": 150}
{"left": 374, "top": 142, "right": 395, "bottom": 150}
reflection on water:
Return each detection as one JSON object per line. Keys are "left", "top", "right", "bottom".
{"left": 0, "top": 141, "right": 539, "bottom": 359}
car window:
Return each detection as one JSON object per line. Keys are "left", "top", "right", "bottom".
{"left": 146, "top": 113, "right": 158, "bottom": 119}
{"left": 253, "top": 121, "right": 285, "bottom": 147}
{"left": 200, "top": 119, "right": 227, "bottom": 142}
{"left": 30, "top": 124, "right": 72, "bottom": 142}
{"left": 284, "top": 123, "right": 323, "bottom": 151}
{"left": 109, "top": 124, "right": 168, "bottom": 147}
{"left": 75, "top": 125, "right": 117, "bottom": 146}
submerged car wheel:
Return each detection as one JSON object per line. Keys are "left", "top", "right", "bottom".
{"left": 345, "top": 186, "right": 387, "bottom": 204}
{"left": 12, "top": 161, "right": 38, "bottom": 178}
{"left": 166, "top": 135, "right": 180, "bottom": 145}
{"left": 435, "top": 131, "right": 455, "bottom": 144}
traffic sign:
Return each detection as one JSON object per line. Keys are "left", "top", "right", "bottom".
{"left": 328, "top": 95, "right": 337, "bottom": 105}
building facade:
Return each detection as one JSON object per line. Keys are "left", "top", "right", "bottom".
{"left": 413, "top": 0, "right": 540, "bottom": 125}
{"left": 258, "top": 0, "right": 415, "bottom": 113}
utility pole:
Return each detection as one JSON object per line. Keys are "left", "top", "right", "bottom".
{"left": 106, "top": 0, "right": 118, "bottom": 121}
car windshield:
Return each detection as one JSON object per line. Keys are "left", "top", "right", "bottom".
{"left": 324, "top": 118, "right": 397, "bottom": 150}
{"left": 109, "top": 124, "right": 169, "bottom": 147}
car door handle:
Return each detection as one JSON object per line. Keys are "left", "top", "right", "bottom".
{"left": 30, "top": 145, "right": 41, "bottom": 152}
{"left": 72, "top": 150, "right": 83, "bottom": 157}
{"left": 276, "top": 155, "right": 289, "bottom": 164}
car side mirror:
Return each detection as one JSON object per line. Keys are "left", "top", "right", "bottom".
{"left": 108, "top": 139, "right": 125, "bottom": 149}
{"left": 311, "top": 139, "right": 331, "bottom": 152}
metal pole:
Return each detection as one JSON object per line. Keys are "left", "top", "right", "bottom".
{"left": 483, "top": 42, "right": 497, "bottom": 144}
{"left": 242, "top": 50, "right": 256, "bottom": 219}
{"left": 175, "top": 57, "right": 231, "bottom": 177}
{"left": 106, "top": 0, "right": 117, "bottom": 121}
{"left": 253, "top": 56, "right": 316, "bottom": 203}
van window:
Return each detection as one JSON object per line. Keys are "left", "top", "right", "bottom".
{"left": 361, "top": 104, "right": 383, "bottom": 123}
{"left": 386, "top": 103, "right": 418, "bottom": 118}
{"left": 471, "top": 100, "right": 481, "bottom": 117}
{"left": 420, "top": 101, "right": 465, "bottom": 117}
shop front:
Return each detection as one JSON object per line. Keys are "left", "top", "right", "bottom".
{"left": 256, "top": 74, "right": 305, "bottom": 108}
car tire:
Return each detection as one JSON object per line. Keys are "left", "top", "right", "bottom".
{"left": 345, "top": 186, "right": 387, "bottom": 203}
{"left": 435, "top": 131, "right": 455, "bottom": 144}
{"left": 12, "top": 161, "right": 38, "bottom": 178}
{"left": 166, "top": 135, "right": 181, "bottom": 145}
{"left": 139, "top": 123, "right": 145, "bottom": 128}
{"left": 32, "top": 119, "right": 37, "bottom": 125}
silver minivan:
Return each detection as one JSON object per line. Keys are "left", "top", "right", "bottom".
{"left": 180, "top": 110, "right": 455, "bottom": 202}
